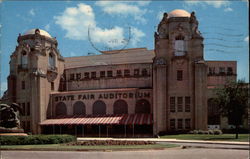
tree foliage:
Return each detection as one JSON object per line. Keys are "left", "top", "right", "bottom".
{"left": 214, "top": 80, "right": 248, "bottom": 138}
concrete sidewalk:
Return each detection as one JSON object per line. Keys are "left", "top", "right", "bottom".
{"left": 77, "top": 137, "right": 249, "bottom": 146}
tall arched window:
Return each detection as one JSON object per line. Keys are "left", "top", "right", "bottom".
{"left": 48, "top": 52, "right": 55, "bottom": 69}
{"left": 21, "top": 51, "right": 28, "bottom": 68}
{"left": 73, "top": 101, "right": 86, "bottom": 115}
{"left": 135, "top": 99, "right": 151, "bottom": 114}
{"left": 55, "top": 102, "right": 67, "bottom": 116}
{"left": 207, "top": 98, "right": 220, "bottom": 125}
{"left": 174, "top": 35, "right": 185, "bottom": 56}
{"left": 113, "top": 100, "right": 128, "bottom": 114}
{"left": 93, "top": 100, "right": 106, "bottom": 115}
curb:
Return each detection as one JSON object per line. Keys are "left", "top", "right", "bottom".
{"left": 77, "top": 138, "right": 249, "bottom": 146}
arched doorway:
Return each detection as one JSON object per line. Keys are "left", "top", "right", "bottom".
{"left": 113, "top": 100, "right": 128, "bottom": 114}
{"left": 55, "top": 102, "right": 67, "bottom": 116}
{"left": 135, "top": 99, "right": 150, "bottom": 114}
{"left": 73, "top": 101, "right": 86, "bottom": 115}
{"left": 93, "top": 100, "right": 106, "bottom": 115}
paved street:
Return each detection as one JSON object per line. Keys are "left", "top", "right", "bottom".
{"left": 1, "top": 149, "right": 249, "bottom": 159}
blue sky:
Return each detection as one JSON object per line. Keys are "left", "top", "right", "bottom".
{"left": 0, "top": 0, "right": 249, "bottom": 95}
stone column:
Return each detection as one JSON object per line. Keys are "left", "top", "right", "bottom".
{"left": 194, "top": 62, "right": 207, "bottom": 130}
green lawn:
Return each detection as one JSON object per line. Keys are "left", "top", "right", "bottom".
{"left": 0, "top": 143, "right": 178, "bottom": 151}
{"left": 160, "top": 134, "right": 249, "bottom": 142}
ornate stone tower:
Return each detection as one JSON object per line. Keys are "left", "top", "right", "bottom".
{"left": 153, "top": 9, "right": 207, "bottom": 134}
{"left": 8, "top": 29, "right": 64, "bottom": 134}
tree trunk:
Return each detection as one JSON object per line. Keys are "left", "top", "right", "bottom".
{"left": 235, "top": 125, "right": 239, "bottom": 139}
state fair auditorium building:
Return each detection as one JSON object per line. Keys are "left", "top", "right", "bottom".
{"left": 4, "top": 9, "right": 237, "bottom": 136}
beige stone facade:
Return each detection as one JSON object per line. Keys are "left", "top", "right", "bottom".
{"left": 4, "top": 10, "right": 238, "bottom": 136}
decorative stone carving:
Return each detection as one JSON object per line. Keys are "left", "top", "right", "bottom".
{"left": 154, "top": 57, "right": 166, "bottom": 65}
{"left": 47, "top": 71, "right": 58, "bottom": 82}
{"left": 190, "top": 11, "right": 202, "bottom": 38}
{"left": 32, "top": 68, "right": 47, "bottom": 78}
{"left": 157, "top": 12, "right": 169, "bottom": 39}
{"left": 0, "top": 103, "right": 22, "bottom": 128}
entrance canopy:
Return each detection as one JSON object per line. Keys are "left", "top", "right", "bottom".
{"left": 40, "top": 114, "right": 153, "bottom": 126}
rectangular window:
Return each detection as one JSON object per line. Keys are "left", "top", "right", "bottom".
{"left": 177, "top": 70, "right": 183, "bottom": 81}
{"left": 170, "top": 119, "right": 175, "bottom": 129}
{"left": 51, "top": 82, "right": 54, "bottom": 91}
{"left": 177, "top": 97, "right": 183, "bottom": 112}
{"left": 116, "top": 70, "right": 122, "bottom": 77}
{"left": 22, "top": 103, "right": 26, "bottom": 116}
{"left": 124, "top": 69, "right": 130, "bottom": 77}
{"left": 219, "top": 67, "right": 225, "bottom": 75}
{"left": 76, "top": 73, "right": 81, "bottom": 80}
{"left": 227, "top": 67, "right": 233, "bottom": 75}
{"left": 27, "top": 102, "right": 30, "bottom": 116}
{"left": 134, "top": 69, "right": 139, "bottom": 76}
{"left": 177, "top": 119, "right": 183, "bottom": 129}
{"left": 84, "top": 72, "right": 89, "bottom": 79}
{"left": 185, "top": 119, "right": 191, "bottom": 129}
{"left": 91, "top": 72, "right": 96, "bottom": 79}
{"left": 100, "top": 71, "right": 105, "bottom": 78}
{"left": 175, "top": 40, "right": 185, "bottom": 56}
{"left": 142, "top": 69, "right": 148, "bottom": 76}
{"left": 170, "top": 97, "right": 175, "bottom": 112}
{"left": 208, "top": 67, "right": 215, "bottom": 75}
{"left": 185, "top": 96, "right": 191, "bottom": 112}
{"left": 107, "top": 71, "right": 113, "bottom": 77}
{"left": 22, "top": 81, "right": 25, "bottom": 89}
{"left": 70, "top": 74, "right": 75, "bottom": 80}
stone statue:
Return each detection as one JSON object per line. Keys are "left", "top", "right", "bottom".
{"left": 0, "top": 103, "right": 22, "bottom": 128}
{"left": 157, "top": 12, "right": 169, "bottom": 39}
{"left": 190, "top": 11, "right": 201, "bottom": 37}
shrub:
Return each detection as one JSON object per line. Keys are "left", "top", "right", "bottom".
{"left": 213, "top": 129, "right": 223, "bottom": 135}
{"left": 67, "top": 140, "right": 156, "bottom": 146}
{"left": 0, "top": 134, "right": 76, "bottom": 145}
{"left": 208, "top": 130, "right": 214, "bottom": 135}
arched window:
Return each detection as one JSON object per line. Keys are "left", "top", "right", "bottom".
{"left": 55, "top": 102, "right": 67, "bottom": 116}
{"left": 174, "top": 35, "right": 185, "bottom": 56}
{"left": 113, "top": 100, "right": 128, "bottom": 114}
{"left": 135, "top": 99, "right": 151, "bottom": 114}
{"left": 21, "top": 51, "right": 28, "bottom": 68}
{"left": 93, "top": 100, "right": 106, "bottom": 115}
{"left": 48, "top": 52, "right": 55, "bottom": 69}
{"left": 73, "top": 101, "right": 86, "bottom": 115}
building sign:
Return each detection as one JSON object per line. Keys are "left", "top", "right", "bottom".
{"left": 55, "top": 92, "right": 151, "bottom": 102}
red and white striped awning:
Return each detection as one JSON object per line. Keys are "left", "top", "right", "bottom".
{"left": 40, "top": 114, "right": 153, "bottom": 126}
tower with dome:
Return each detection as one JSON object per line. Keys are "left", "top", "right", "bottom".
{"left": 4, "top": 10, "right": 240, "bottom": 136}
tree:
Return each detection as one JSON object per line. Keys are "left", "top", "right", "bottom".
{"left": 214, "top": 80, "right": 248, "bottom": 139}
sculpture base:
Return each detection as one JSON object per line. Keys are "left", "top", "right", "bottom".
{"left": 0, "top": 127, "right": 25, "bottom": 133}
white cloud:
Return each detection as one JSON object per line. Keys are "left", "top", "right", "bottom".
{"left": 29, "top": 9, "right": 35, "bottom": 16}
{"left": 95, "top": 1, "right": 147, "bottom": 24}
{"left": 184, "top": 0, "right": 230, "bottom": 8}
{"left": 244, "top": 36, "right": 249, "bottom": 42}
{"left": 54, "top": 3, "right": 96, "bottom": 40}
{"left": 224, "top": 7, "right": 233, "bottom": 12}
{"left": 130, "top": 27, "right": 145, "bottom": 46}
{"left": 55, "top": 3, "right": 145, "bottom": 48}
{"left": 0, "top": 24, "right": 2, "bottom": 28}
{"left": 136, "top": 1, "right": 151, "bottom": 6}
{"left": 44, "top": 24, "right": 50, "bottom": 31}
